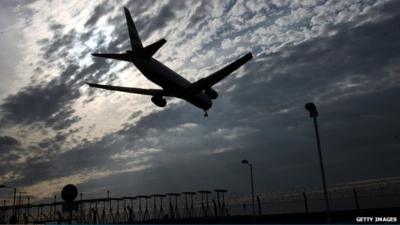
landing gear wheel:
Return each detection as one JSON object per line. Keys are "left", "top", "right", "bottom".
{"left": 204, "top": 110, "right": 208, "bottom": 117}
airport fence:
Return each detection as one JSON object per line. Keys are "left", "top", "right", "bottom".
{"left": 1, "top": 176, "right": 399, "bottom": 223}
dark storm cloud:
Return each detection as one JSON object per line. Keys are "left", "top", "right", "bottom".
{"left": 0, "top": 81, "right": 80, "bottom": 129}
{"left": 0, "top": 136, "right": 20, "bottom": 153}
{"left": 0, "top": 136, "right": 22, "bottom": 178}
{"left": 35, "top": 127, "right": 81, "bottom": 154}
{"left": 0, "top": 54, "right": 115, "bottom": 130}
{"left": 45, "top": 108, "right": 81, "bottom": 130}
{"left": 11, "top": 130, "right": 143, "bottom": 187}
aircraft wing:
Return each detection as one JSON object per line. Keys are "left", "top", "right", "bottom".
{"left": 86, "top": 82, "right": 172, "bottom": 96}
{"left": 91, "top": 53, "right": 132, "bottom": 62}
{"left": 190, "top": 53, "right": 253, "bottom": 92}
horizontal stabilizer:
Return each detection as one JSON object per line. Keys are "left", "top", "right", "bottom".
{"left": 143, "top": 39, "right": 166, "bottom": 57}
{"left": 87, "top": 82, "right": 172, "bottom": 96}
{"left": 190, "top": 53, "right": 253, "bottom": 92}
{"left": 91, "top": 53, "right": 132, "bottom": 62}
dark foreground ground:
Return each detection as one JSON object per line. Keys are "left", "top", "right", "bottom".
{"left": 25, "top": 207, "right": 399, "bottom": 224}
{"left": 137, "top": 207, "right": 400, "bottom": 224}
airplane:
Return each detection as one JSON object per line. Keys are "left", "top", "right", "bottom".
{"left": 87, "top": 7, "right": 253, "bottom": 117}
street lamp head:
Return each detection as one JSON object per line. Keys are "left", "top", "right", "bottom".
{"left": 305, "top": 102, "right": 318, "bottom": 117}
{"left": 305, "top": 102, "right": 317, "bottom": 112}
{"left": 241, "top": 159, "right": 249, "bottom": 164}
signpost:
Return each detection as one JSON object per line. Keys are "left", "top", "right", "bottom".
{"left": 61, "top": 184, "right": 79, "bottom": 223}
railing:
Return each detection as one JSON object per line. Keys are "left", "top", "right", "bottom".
{"left": 1, "top": 176, "right": 399, "bottom": 223}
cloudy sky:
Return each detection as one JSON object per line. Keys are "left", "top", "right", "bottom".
{"left": 0, "top": 0, "right": 400, "bottom": 202}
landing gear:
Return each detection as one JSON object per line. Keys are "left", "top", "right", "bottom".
{"left": 203, "top": 110, "right": 208, "bottom": 117}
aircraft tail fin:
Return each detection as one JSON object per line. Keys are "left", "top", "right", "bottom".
{"left": 91, "top": 8, "right": 166, "bottom": 62}
{"left": 124, "top": 7, "right": 143, "bottom": 50}
{"left": 124, "top": 7, "right": 166, "bottom": 58}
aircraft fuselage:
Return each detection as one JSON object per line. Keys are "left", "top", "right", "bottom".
{"left": 130, "top": 54, "right": 212, "bottom": 110}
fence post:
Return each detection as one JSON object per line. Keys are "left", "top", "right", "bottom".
{"left": 302, "top": 192, "right": 309, "bottom": 213}
{"left": 212, "top": 200, "right": 218, "bottom": 218}
{"left": 353, "top": 188, "right": 360, "bottom": 211}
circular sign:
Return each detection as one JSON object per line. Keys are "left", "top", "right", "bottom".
{"left": 61, "top": 184, "right": 78, "bottom": 202}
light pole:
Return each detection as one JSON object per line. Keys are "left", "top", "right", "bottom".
{"left": 16, "top": 191, "right": 28, "bottom": 222}
{"left": 242, "top": 159, "right": 255, "bottom": 223}
{"left": 0, "top": 185, "right": 17, "bottom": 216}
{"left": 305, "top": 102, "right": 331, "bottom": 223}
{"left": 18, "top": 191, "right": 27, "bottom": 205}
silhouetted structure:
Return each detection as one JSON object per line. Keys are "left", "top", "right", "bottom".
{"left": 151, "top": 194, "right": 165, "bottom": 220}
{"left": 182, "top": 192, "right": 196, "bottom": 219}
{"left": 242, "top": 159, "right": 256, "bottom": 223}
{"left": 198, "top": 190, "right": 212, "bottom": 218}
{"left": 166, "top": 193, "right": 181, "bottom": 220}
{"left": 87, "top": 7, "right": 253, "bottom": 117}
{"left": 1, "top": 177, "right": 400, "bottom": 223}
{"left": 305, "top": 102, "right": 331, "bottom": 223}
{"left": 214, "top": 189, "right": 228, "bottom": 218}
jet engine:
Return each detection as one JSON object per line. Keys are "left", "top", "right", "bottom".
{"left": 151, "top": 96, "right": 167, "bottom": 107}
{"left": 205, "top": 88, "right": 218, "bottom": 99}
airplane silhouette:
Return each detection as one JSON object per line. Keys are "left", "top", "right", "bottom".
{"left": 87, "top": 7, "right": 253, "bottom": 117}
